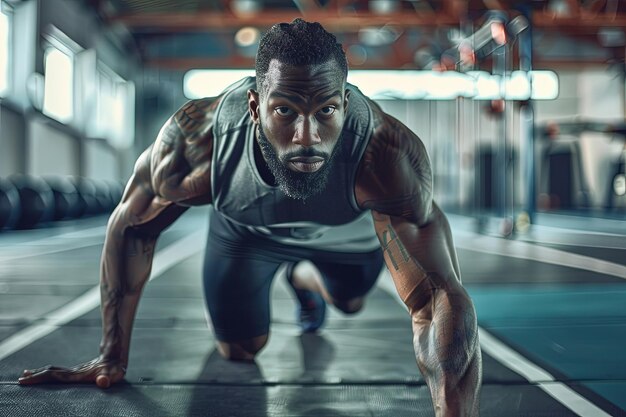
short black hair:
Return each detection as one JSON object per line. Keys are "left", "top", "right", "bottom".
{"left": 255, "top": 18, "right": 348, "bottom": 95}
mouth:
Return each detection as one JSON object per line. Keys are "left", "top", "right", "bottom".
{"left": 287, "top": 156, "right": 325, "bottom": 173}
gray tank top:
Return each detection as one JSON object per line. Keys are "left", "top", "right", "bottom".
{"left": 210, "top": 77, "right": 379, "bottom": 252}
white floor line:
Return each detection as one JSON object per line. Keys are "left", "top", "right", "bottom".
{"left": 479, "top": 330, "right": 612, "bottom": 417}
{"left": 0, "top": 240, "right": 106, "bottom": 263}
{"left": 0, "top": 226, "right": 108, "bottom": 262}
{"left": 375, "top": 269, "right": 612, "bottom": 417}
{"left": 453, "top": 230, "right": 626, "bottom": 281}
{"left": 0, "top": 225, "right": 107, "bottom": 247}
{"left": 517, "top": 225, "right": 626, "bottom": 250}
{"left": 0, "top": 231, "right": 205, "bottom": 362}
{"left": 447, "top": 214, "right": 626, "bottom": 250}
{"left": 528, "top": 224, "right": 625, "bottom": 237}
{"left": 519, "top": 237, "right": 626, "bottom": 251}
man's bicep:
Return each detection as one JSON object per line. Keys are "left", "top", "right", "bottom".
{"left": 371, "top": 210, "right": 434, "bottom": 311}
{"left": 372, "top": 204, "right": 461, "bottom": 298}
{"left": 109, "top": 145, "right": 184, "bottom": 237}
{"left": 150, "top": 99, "right": 215, "bottom": 205}
{"left": 108, "top": 97, "right": 216, "bottom": 237}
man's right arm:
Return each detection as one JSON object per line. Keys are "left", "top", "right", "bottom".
{"left": 19, "top": 98, "right": 218, "bottom": 388}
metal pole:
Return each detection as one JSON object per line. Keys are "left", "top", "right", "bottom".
{"left": 515, "top": 11, "right": 535, "bottom": 227}
{"left": 492, "top": 42, "right": 507, "bottom": 223}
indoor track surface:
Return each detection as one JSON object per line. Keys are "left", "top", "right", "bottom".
{"left": 0, "top": 208, "right": 624, "bottom": 416}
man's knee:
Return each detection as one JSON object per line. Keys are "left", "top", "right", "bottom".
{"left": 216, "top": 334, "right": 269, "bottom": 361}
{"left": 333, "top": 297, "right": 364, "bottom": 315}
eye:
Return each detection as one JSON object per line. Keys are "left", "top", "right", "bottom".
{"left": 274, "top": 106, "right": 294, "bottom": 117}
{"left": 318, "top": 106, "right": 336, "bottom": 117}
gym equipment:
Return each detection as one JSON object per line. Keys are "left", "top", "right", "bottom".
{"left": 92, "top": 179, "right": 114, "bottom": 213}
{"left": 104, "top": 179, "right": 125, "bottom": 210}
{"left": 72, "top": 177, "right": 101, "bottom": 216}
{"left": 541, "top": 140, "right": 590, "bottom": 210}
{"left": 606, "top": 145, "right": 626, "bottom": 211}
{"left": 8, "top": 174, "right": 55, "bottom": 229}
{"left": 538, "top": 121, "right": 626, "bottom": 212}
{"left": 0, "top": 177, "right": 21, "bottom": 230}
{"left": 43, "top": 175, "right": 81, "bottom": 221}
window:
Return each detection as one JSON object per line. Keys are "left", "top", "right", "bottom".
{"left": 42, "top": 46, "right": 73, "bottom": 123}
{"left": 184, "top": 69, "right": 254, "bottom": 99}
{"left": 0, "top": 2, "right": 11, "bottom": 97}
{"left": 92, "top": 64, "right": 134, "bottom": 147}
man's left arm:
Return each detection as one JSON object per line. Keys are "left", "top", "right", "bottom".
{"left": 355, "top": 108, "right": 482, "bottom": 417}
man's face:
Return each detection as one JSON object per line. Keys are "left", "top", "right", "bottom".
{"left": 248, "top": 59, "right": 349, "bottom": 200}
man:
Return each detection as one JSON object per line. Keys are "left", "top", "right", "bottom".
{"left": 19, "top": 19, "right": 482, "bottom": 417}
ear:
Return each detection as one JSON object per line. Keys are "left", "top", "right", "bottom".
{"left": 247, "top": 89, "right": 260, "bottom": 124}
{"left": 343, "top": 88, "right": 351, "bottom": 114}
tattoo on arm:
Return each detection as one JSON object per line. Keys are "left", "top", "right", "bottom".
{"left": 380, "top": 225, "right": 410, "bottom": 271}
{"left": 175, "top": 100, "right": 212, "bottom": 134}
{"left": 374, "top": 213, "right": 437, "bottom": 312}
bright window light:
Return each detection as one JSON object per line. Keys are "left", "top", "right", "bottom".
{"left": 110, "top": 81, "right": 135, "bottom": 148}
{"left": 91, "top": 65, "right": 134, "bottom": 148}
{"left": 347, "top": 71, "right": 426, "bottom": 99}
{"left": 469, "top": 71, "right": 500, "bottom": 100}
{"left": 184, "top": 69, "right": 254, "bottom": 99}
{"left": 43, "top": 47, "right": 73, "bottom": 123}
{"left": 183, "top": 69, "right": 559, "bottom": 101}
{"left": 505, "top": 71, "right": 532, "bottom": 100}
{"left": 421, "top": 71, "right": 475, "bottom": 100}
{"left": 111, "top": 83, "right": 125, "bottom": 142}
{"left": 349, "top": 70, "right": 474, "bottom": 100}
{"left": 0, "top": 6, "right": 10, "bottom": 97}
{"left": 531, "top": 70, "right": 559, "bottom": 100}
{"left": 95, "top": 70, "right": 113, "bottom": 138}
{"left": 351, "top": 70, "right": 558, "bottom": 101}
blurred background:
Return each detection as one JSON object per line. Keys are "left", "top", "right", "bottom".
{"left": 1, "top": 3, "right": 626, "bottom": 416}
{"left": 0, "top": 0, "right": 625, "bottom": 231}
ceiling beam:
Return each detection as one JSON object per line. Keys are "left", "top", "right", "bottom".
{"left": 107, "top": 9, "right": 626, "bottom": 33}
{"left": 147, "top": 56, "right": 255, "bottom": 70}
{"left": 532, "top": 12, "right": 626, "bottom": 29}
{"left": 106, "top": 11, "right": 459, "bottom": 31}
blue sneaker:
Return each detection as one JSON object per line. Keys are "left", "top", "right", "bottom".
{"left": 285, "top": 262, "right": 326, "bottom": 333}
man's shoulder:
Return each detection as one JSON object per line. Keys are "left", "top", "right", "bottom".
{"left": 176, "top": 76, "right": 254, "bottom": 123}
{"left": 178, "top": 98, "right": 216, "bottom": 121}
{"left": 212, "top": 77, "right": 255, "bottom": 134}
{"left": 166, "top": 97, "right": 219, "bottom": 140}
{"left": 366, "top": 100, "right": 416, "bottom": 146}
{"left": 342, "top": 83, "right": 375, "bottom": 140}
{"left": 358, "top": 99, "right": 427, "bottom": 177}
{"left": 219, "top": 76, "right": 256, "bottom": 106}
{"left": 344, "top": 84, "right": 404, "bottom": 137}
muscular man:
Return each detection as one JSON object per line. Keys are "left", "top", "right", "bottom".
{"left": 19, "top": 19, "right": 482, "bottom": 417}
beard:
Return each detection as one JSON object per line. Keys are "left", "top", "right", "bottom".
{"left": 256, "top": 121, "right": 343, "bottom": 201}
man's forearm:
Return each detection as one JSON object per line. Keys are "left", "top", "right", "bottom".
{"left": 99, "top": 217, "right": 156, "bottom": 364}
{"left": 412, "top": 286, "right": 481, "bottom": 417}
{"left": 373, "top": 208, "right": 482, "bottom": 417}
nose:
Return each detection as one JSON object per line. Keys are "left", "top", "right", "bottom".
{"left": 292, "top": 116, "right": 321, "bottom": 147}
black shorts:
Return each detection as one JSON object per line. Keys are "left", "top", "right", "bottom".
{"left": 203, "top": 208, "right": 384, "bottom": 342}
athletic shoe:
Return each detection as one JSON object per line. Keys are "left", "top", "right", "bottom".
{"left": 284, "top": 262, "right": 326, "bottom": 333}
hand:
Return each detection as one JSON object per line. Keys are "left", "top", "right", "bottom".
{"left": 18, "top": 357, "right": 126, "bottom": 388}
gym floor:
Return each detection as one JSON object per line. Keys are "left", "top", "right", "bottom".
{"left": 0, "top": 208, "right": 624, "bottom": 417}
